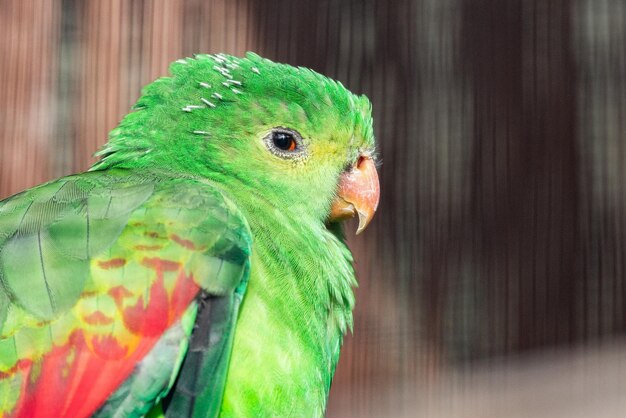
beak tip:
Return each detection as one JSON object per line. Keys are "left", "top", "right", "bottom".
{"left": 355, "top": 210, "right": 372, "bottom": 235}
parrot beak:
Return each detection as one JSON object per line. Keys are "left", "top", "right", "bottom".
{"left": 329, "top": 155, "right": 380, "bottom": 234}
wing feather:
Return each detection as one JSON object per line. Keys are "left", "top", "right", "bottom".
{"left": 0, "top": 169, "right": 251, "bottom": 418}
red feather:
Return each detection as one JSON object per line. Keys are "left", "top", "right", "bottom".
{"left": 8, "top": 262, "right": 200, "bottom": 418}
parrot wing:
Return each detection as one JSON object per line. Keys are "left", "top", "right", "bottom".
{"left": 0, "top": 168, "right": 251, "bottom": 418}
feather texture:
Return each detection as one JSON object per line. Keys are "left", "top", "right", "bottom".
{"left": 0, "top": 170, "right": 251, "bottom": 417}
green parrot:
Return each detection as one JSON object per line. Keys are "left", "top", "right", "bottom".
{"left": 0, "top": 52, "right": 379, "bottom": 417}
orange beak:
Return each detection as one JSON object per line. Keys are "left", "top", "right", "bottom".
{"left": 329, "top": 156, "right": 380, "bottom": 234}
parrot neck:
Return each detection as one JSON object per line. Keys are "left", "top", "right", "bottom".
{"left": 220, "top": 197, "right": 356, "bottom": 416}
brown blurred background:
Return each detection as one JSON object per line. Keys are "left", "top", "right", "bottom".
{"left": 1, "top": 0, "right": 626, "bottom": 416}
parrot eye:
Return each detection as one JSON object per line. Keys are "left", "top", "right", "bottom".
{"left": 273, "top": 132, "right": 296, "bottom": 151}
{"left": 264, "top": 128, "right": 305, "bottom": 158}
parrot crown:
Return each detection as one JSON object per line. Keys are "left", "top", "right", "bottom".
{"left": 93, "top": 52, "right": 374, "bottom": 172}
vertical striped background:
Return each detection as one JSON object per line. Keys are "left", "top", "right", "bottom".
{"left": 1, "top": 0, "right": 626, "bottom": 415}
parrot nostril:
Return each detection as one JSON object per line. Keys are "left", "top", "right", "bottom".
{"left": 356, "top": 155, "right": 366, "bottom": 169}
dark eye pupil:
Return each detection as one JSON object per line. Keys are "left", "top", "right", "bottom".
{"left": 272, "top": 132, "right": 295, "bottom": 151}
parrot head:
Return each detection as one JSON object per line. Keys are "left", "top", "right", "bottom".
{"left": 95, "top": 53, "right": 379, "bottom": 233}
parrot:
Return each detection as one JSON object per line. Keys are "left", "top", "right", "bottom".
{"left": 0, "top": 52, "right": 379, "bottom": 417}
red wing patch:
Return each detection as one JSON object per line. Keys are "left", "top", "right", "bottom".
{"left": 97, "top": 258, "right": 127, "bottom": 270}
{"left": 122, "top": 276, "right": 170, "bottom": 336}
{"left": 83, "top": 311, "right": 114, "bottom": 326}
{"left": 6, "top": 259, "right": 201, "bottom": 418}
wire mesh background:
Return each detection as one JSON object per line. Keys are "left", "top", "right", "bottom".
{"left": 1, "top": 0, "right": 626, "bottom": 416}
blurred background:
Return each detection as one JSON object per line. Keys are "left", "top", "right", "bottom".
{"left": 1, "top": 0, "right": 626, "bottom": 416}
